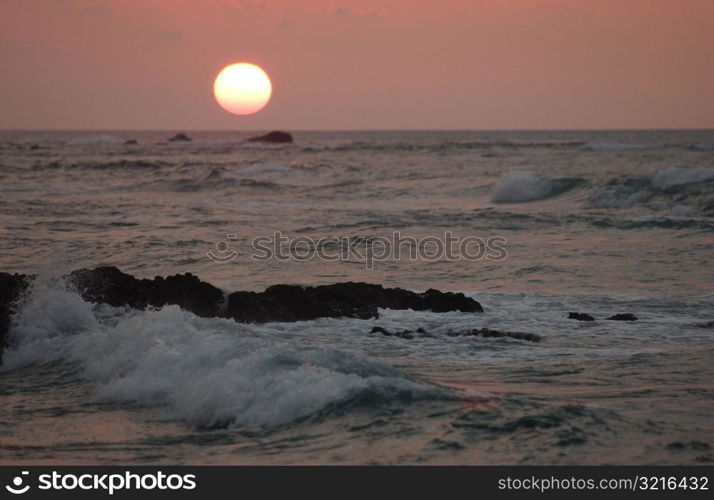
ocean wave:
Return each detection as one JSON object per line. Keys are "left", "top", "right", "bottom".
{"left": 329, "top": 140, "right": 587, "bottom": 153}
{"left": 1, "top": 287, "right": 445, "bottom": 428}
{"left": 582, "top": 143, "right": 651, "bottom": 152}
{"left": 492, "top": 172, "right": 586, "bottom": 203}
{"left": 32, "top": 159, "right": 169, "bottom": 171}
{"left": 66, "top": 135, "right": 125, "bottom": 146}
{"left": 650, "top": 167, "right": 714, "bottom": 190}
{"left": 588, "top": 167, "right": 714, "bottom": 210}
{"left": 240, "top": 161, "right": 318, "bottom": 174}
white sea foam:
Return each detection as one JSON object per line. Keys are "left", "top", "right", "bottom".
{"left": 2, "top": 288, "right": 443, "bottom": 428}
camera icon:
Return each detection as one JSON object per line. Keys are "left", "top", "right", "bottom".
{"left": 5, "top": 471, "right": 30, "bottom": 495}
{"left": 207, "top": 234, "right": 239, "bottom": 263}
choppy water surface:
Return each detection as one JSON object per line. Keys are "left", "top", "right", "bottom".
{"left": 0, "top": 130, "right": 712, "bottom": 464}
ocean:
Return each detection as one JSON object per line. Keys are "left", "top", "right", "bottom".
{"left": 0, "top": 129, "right": 712, "bottom": 464}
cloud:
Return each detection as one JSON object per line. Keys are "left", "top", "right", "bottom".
{"left": 333, "top": 6, "right": 380, "bottom": 19}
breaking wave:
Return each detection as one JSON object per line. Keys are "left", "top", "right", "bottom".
{"left": 492, "top": 171, "right": 586, "bottom": 203}
{"left": 1, "top": 286, "right": 446, "bottom": 428}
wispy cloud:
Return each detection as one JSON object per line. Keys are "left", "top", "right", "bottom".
{"left": 333, "top": 6, "right": 381, "bottom": 20}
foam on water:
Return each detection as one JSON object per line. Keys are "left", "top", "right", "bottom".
{"left": 2, "top": 286, "right": 445, "bottom": 428}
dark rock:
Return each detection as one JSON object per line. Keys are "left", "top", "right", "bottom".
{"left": 692, "top": 321, "right": 714, "bottom": 329}
{"left": 607, "top": 313, "right": 638, "bottom": 321}
{"left": 568, "top": 312, "right": 595, "bottom": 321}
{"left": 370, "top": 326, "right": 392, "bottom": 336}
{"left": 0, "top": 273, "right": 30, "bottom": 361}
{"left": 245, "top": 131, "right": 293, "bottom": 144}
{"left": 666, "top": 441, "right": 711, "bottom": 452}
{"left": 167, "top": 133, "right": 191, "bottom": 142}
{"left": 369, "top": 326, "right": 541, "bottom": 343}
{"left": 67, "top": 266, "right": 223, "bottom": 318}
{"left": 369, "top": 326, "right": 421, "bottom": 339}
{"left": 124, "top": 139, "right": 138, "bottom": 145}
{"left": 64, "top": 269, "right": 481, "bottom": 324}
{"left": 225, "top": 282, "right": 482, "bottom": 323}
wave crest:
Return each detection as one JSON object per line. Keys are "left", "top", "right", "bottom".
{"left": 492, "top": 172, "right": 585, "bottom": 204}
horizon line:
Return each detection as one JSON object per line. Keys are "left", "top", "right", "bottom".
{"left": 1, "top": 127, "right": 713, "bottom": 133}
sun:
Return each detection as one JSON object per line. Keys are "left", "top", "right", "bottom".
{"left": 213, "top": 62, "right": 272, "bottom": 115}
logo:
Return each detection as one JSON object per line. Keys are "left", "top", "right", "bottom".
{"left": 207, "top": 234, "right": 239, "bottom": 263}
{"left": 6, "top": 471, "right": 30, "bottom": 495}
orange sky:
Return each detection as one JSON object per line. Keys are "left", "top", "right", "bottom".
{"left": 1, "top": 0, "right": 713, "bottom": 130}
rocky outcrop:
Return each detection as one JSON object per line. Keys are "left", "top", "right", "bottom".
{"left": 67, "top": 267, "right": 224, "bottom": 318}
{"left": 568, "top": 312, "right": 640, "bottom": 322}
{"left": 167, "top": 133, "right": 191, "bottom": 142}
{"left": 245, "top": 131, "right": 293, "bottom": 143}
{"left": 568, "top": 312, "right": 595, "bottom": 321}
{"left": 370, "top": 326, "right": 541, "bottom": 342}
{"left": 225, "top": 282, "right": 482, "bottom": 323}
{"left": 608, "top": 313, "right": 638, "bottom": 321}
{"left": 0, "top": 272, "right": 30, "bottom": 359}
{"left": 67, "top": 268, "right": 482, "bottom": 323}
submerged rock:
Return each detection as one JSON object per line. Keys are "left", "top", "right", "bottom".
{"left": 607, "top": 313, "right": 638, "bottom": 321}
{"left": 370, "top": 326, "right": 430, "bottom": 340}
{"left": 568, "top": 312, "right": 595, "bottom": 321}
{"left": 370, "top": 326, "right": 541, "bottom": 343}
{"left": 0, "top": 272, "right": 30, "bottom": 359}
{"left": 245, "top": 131, "right": 293, "bottom": 143}
{"left": 167, "top": 133, "right": 191, "bottom": 142}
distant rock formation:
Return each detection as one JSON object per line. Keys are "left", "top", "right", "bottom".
{"left": 568, "top": 312, "right": 595, "bottom": 321}
{"left": 124, "top": 139, "right": 138, "bottom": 145}
{"left": 607, "top": 313, "right": 638, "bottom": 321}
{"left": 167, "top": 133, "right": 192, "bottom": 142}
{"left": 245, "top": 131, "right": 293, "bottom": 143}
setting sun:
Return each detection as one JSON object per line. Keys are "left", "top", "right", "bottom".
{"left": 213, "top": 62, "right": 272, "bottom": 115}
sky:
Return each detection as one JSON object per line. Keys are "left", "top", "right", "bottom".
{"left": 1, "top": 0, "right": 713, "bottom": 130}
